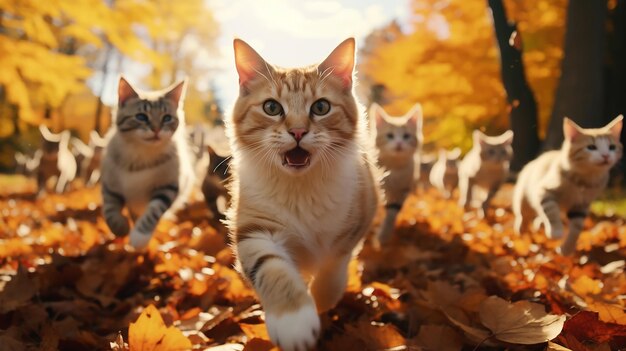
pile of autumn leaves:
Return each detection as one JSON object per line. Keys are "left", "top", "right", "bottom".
{"left": 0, "top": 181, "right": 625, "bottom": 351}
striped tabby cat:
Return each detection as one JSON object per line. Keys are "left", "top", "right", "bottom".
{"left": 372, "top": 102, "right": 423, "bottom": 245}
{"left": 458, "top": 130, "right": 513, "bottom": 217}
{"left": 513, "top": 116, "right": 623, "bottom": 255}
{"left": 101, "top": 77, "right": 194, "bottom": 249}
{"left": 227, "top": 38, "right": 379, "bottom": 351}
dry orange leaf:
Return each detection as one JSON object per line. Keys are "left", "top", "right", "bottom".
{"left": 128, "top": 304, "right": 192, "bottom": 351}
{"left": 414, "top": 324, "right": 463, "bottom": 351}
{"left": 0, "top": 265, "right": 37, "bottom": 313}
{"left": 587, "top": 302, "right": 626, "bottom": 325}
{"left": 239, "top": 323, "right": 271, "bottom": 341}
{"left": 479, "top": 296, "right": 565, "bottom": 344}
{"left": 570, "top": 276, "right": 602, "bottom": 296}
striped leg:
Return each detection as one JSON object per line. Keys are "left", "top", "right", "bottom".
{"left": 129, "top": 184, "right": 178, "bottom": 249}
{"left": 560, "top": 209, "right": 587, "bottom": 255}
{"left": 236, "top": 230, "right": 319, "bottom": 351}
{"left": 102, "top": 185, "right": 129, "bottom": 237}
{"left": 376, "top": 203, "right": 401, "bottom": 246}
{"left": 538, "top": 197, "right": 564, "bottom": 239}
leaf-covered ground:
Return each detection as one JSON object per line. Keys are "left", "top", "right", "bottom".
{"left": 1, "top": 177, "right": 626, "bottom": 351}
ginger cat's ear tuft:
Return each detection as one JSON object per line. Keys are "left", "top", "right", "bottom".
{"left": 563, "top": 117, "right": 582, "bottom": 141}
{"left": 233, "top": 39, "right": 272, "bottom": 90}
{"left": 318, "top": 38, "right": 356, "bottom": 90}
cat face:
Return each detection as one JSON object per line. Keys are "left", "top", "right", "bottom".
{"left": 372, "top": 103, "right": 422, "bottom": 159}
{"left": 564, "top": 115, "right": 623, "bottom": 169}
{"left": 116, "top": 77, "right": 186, "bottom": 147}
{"left": 474, "top": 130, "right": 514, "bottom": 163}
{"left": 230, "top": 38, "right": 359, "bottom": 175}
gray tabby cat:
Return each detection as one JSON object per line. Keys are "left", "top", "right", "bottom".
{"left": 458, "top": 130, "right": 513, "bottom": 217}
{"left": 371, "top": 102, "right": 423, "bottom": 245}
{"left": 513, "top": 115, "right": 623, "bottom": 255}
{"left": 101, "top": 77, "right": 194, "bottom": 249}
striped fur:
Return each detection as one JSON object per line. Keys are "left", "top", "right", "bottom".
{"left": 372, "top": 103, "right": 423, "bottom": 245}
{"left": 101, "top": 77, "right": 194, "bottom": 249}
{"left": 513, "top": 115, "right": 623, "bottom": 255}
{"left": 226, "top": 38, "right": 380, "bottom": 351}
{"left": 458, "top": 130, "right": 513, "bottom": 217}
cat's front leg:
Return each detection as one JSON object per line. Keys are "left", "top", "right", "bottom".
{"left": 102, "top": 184, "right": 130, "bottom": 236}
{"left": 458, "top": 176, "right": 472, "bottom": 210}
{"left": 559, "top": 208, "right": 587, "bottom": 255}
{"left": 129, "top": 183, "right": 179, "bottom": 249}
{"left": 237, "top": 230, "right": 320, "bottom": 351}
{"left": 479, "top": 184, "right": 500, "bottom": 219}
{"left": 538, "top": 197, "right": 564, "bottom": 239}
{"left": 310, "top": 253, "right": 351, "bottom": 312}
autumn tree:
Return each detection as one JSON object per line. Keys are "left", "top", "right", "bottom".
{"left": 544, "top": 0, "right": 609, "bottom": 150}
{"left": 359, "top": 0, "right": 566, "bottom": 161}
{"left": 488, "top": 0, "right": 540, "bottom": 172}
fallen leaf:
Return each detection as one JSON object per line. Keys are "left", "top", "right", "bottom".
{"left": 547, "top": 341, "right": 572, "bottom": 350}
{"left": 479, "top": 296, "right": 565, "bottom": 344}
{"left": 128, "top": 305, "right": 192, "bottom": 351}
{"left": 0, "top": 264, "right": 37, "bottom": 313}
{"left": 414, "top": 324, "right": 463, "bottom": 351}
{"left": 570, "top": 276, "right": 602, "bottom": 296}
{"left": 242, "top": 338, "right": 277, "bottom": 351}
{"left": 587, "top": 302, "right": 626, "bottom": 325}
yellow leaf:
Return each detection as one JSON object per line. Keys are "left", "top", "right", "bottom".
{"left": 479, "top": 296, "right": 565, "bottom": 344}
{"left": 587, "top": 301, "right": 626, "bottom": 325}
{"left": 128, "top": 304, "right": 192, "bottom": 351}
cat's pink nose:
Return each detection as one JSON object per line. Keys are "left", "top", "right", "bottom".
{"left": 289, "top": 128, "right": 308, "bottom": 142}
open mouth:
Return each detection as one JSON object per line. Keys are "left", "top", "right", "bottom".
{"left": 283, "top": 146, "right": 311, "bottom": 169}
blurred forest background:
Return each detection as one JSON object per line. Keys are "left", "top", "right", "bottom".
{"left": 1, "top": 0, "right": 625, "bottom": 175}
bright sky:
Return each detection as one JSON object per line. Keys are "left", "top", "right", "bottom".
{"left": 95, "top": 0, "right": 409, "bottom": 111}
{"left": 207, "top": 0, "right": 409, "bottom": 109}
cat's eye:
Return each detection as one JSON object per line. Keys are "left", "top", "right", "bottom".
{"left": 263, "top": 99, "right": 283, "bottom": 116}
{"left": 135, "top": 113, "right": 149, "bottom": 122}
{"left": 402, "top": 133, "right": 411, "bottom": 140}
{"left": 586, "top": 144, "right": 598, "bottom": 151}
{"left": 609, "top": 144, "right": 617, "bottom": 151}
{"left": 162, "top": 115, "right": 172, "bottom": 123}
{"left": 310, "top": 99, "right": 331, "bottom": 116}
{"left": 386, "top": 133, "right": 394, "bottom": 140}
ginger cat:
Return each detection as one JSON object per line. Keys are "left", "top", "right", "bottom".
{"left": 226, "top": 38, "right": 379, "bottom": 351}
{"left": 513, "top": 116, "right": 623, "bottom": 255}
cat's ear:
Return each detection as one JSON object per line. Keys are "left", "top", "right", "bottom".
{"left": 118, "top": 76, "right": 139, "bottom": 107}
{"left": 563, "top": 117, "right": 582, "bottom": 141}
{"left": 233, "top": 39, "right": 271, "bottom": 89}
{"left": 606, "top": 114, "right": 623, "bottom": 139}
{"left": 370, "top": 103, "right": 386, "bottom": 129}
{"left": 500, "top": 130, "right": 514, "bottom": 145}
{"left": 164, "top": 78, "right": 187, "bottom": 107}
{"left": 318, "top": 38, "right": 355, "bottom": 90}
{"left": 406, "top": 103, "right": 423, "bottom": 131}
{"left": 473, "top": 130, "right": 487, "bottom": 147}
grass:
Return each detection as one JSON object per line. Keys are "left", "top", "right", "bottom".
{"left": 591, "top": 186, "right": 626, "bottom": 218}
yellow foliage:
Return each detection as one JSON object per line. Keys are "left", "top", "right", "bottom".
{"left": 358, "top": 0, "right": 566, "bottom": 149}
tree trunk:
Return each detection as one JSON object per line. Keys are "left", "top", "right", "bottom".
{"left": 544, "top": 0, "right": 608, "bottom": 150}
{"left": 487, "top": 0, "right": 540, "bottom": 172}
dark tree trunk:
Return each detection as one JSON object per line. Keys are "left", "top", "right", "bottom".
{"left": 606, "top": 0, "right": 626, "bottom": 178}
{"left": 544, "top": 0, "right": 608, "bottom": 150}
{"left": 487, "top": 0, "right": 540, "bottom": 172}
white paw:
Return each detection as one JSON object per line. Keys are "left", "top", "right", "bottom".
{"left": 265, "top": 303, "right": 320, "bottom": 351}
{"left": 129, "top": 228, "right": 153, "bottom": 250}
